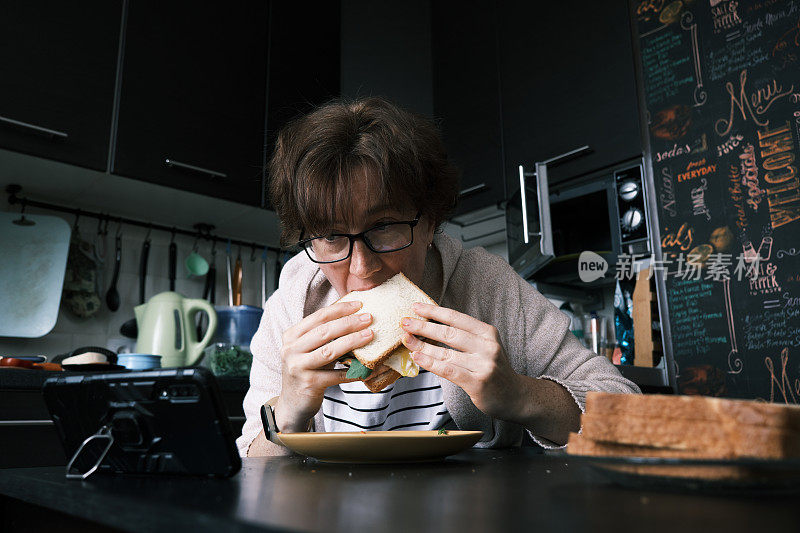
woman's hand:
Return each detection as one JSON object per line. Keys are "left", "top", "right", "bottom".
{"left": 276, "top": 301, "right": 373, "bottom": 431}
{"left": 400, "top": 302, "right": 523, "bottom": 421}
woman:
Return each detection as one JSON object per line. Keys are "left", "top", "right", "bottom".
{"left": 237, "top": 97, "right": 639, "bottom": 456}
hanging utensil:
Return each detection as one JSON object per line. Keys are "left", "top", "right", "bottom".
{"left": 204, "top": 244, "right": 217, "bottom": 304}
{"left": 197, "top": 242, "right": 217, "bottom": 340}
{"left": 185, "top": 235, "right": 209, "bottom": 278}
{"left": 105, "top": 227, "right": 122, "bottom": 312}
{"left": 0, "top": 211, "right": 71, "bottom": 337}
{"left": 63, "top": 214, "right": 101, "bottom": 318}
{"left": 274, "top": 253, "right": 282, "bottom": 292}
{"left": 209, "top": 246, "right": 217, "bottom": 305}
{"left": 120, "top": 228, "right": 151, "bottom": 338}
{"left": 226, "top": 239, "right": 233, "bottom": 306}
{"left": 140, "top": 233, "right": 151, "bottom": 304}
{"left": 93, "top": 217, "right": 108, "bottom": 299}
{"left": 169, "top": 231, "right": 177, "bottom": 292}
{"left": 232, "top": 247, "right": 243, "bottom": 306}
{"left": 261, "top": 247, "right": 268, "bottom": 306}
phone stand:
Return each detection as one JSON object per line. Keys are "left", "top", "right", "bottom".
{"left": 65, "top": 425, "right": 114, "bottom": 480}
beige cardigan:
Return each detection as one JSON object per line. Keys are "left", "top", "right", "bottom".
{"left": 236, "top": 233, "right": 639, "bottom": 455}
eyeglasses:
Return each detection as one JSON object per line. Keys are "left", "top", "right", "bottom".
{"left": 298, "top": 212, "right": 422, "bottom": 264}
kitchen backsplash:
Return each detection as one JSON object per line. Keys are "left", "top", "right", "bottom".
{"left": 0, "top": 207, "right": 279, "bottom": 359}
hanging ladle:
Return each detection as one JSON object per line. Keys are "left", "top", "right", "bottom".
{"left": 120, "top": 227, "right": 151, "bottom": 338}
{"left": 105, "top": 225, "right": 122, "bottom": 312}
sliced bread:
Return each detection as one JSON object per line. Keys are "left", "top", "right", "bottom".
{"left": 336, "top": 272, "right": 435, "bottom": 371}
{"left": 339, "top": 358, "right": 402, "bottom": 393}
{"left": 568, "top": 393, "right": 800, "bottom": 481}
{"left": 567, "top": 432, "right": 725, "bottom": 459}
{"left": 363, "top": 368, "right": 402, "bottom": 393}
{"left": 585, "top": 391, "right": 800, "bottom": 431}
{"left": 580, "top": 412, "right": 800, "bottom": 459}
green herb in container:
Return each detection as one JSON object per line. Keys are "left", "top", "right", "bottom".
{"left": 207, "top": 343, "right": 253, "bottom": 377}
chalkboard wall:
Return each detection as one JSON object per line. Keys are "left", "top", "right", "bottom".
{"left": 634, "top": 0, "right": 800, "bottom": 401}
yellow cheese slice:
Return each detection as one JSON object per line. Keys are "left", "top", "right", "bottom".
{"left": 383, "top": 345, "right": 419, "bottom": 377}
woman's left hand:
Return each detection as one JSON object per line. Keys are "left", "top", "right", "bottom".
{"left": 400, "top": 302, "right": 523, "bottom": 420}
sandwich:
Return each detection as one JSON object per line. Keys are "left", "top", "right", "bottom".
{"left": 567, "top": 392, "right": 800, "bottom": 480}
{"left": 336, "top": 272, "right": 436, "bottom": 392}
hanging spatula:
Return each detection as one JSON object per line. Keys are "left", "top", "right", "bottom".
{"left": 120, "top": 233, "right": 150, "bottom": 338}
{"left": 232, "top": 248, "right": 243, "bottom": 306}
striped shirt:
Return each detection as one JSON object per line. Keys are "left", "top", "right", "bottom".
{"left": 322, "top": 369, "right": 457, "bottom": 431}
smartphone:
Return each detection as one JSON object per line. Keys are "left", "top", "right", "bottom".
{"left": 43, "top": 366, "right": 241, "bottom": 478}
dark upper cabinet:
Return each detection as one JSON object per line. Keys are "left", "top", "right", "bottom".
{"left": 432, "top": 1, "right": 505, "bottom": 216}
{"left": 498, "top": 0, "right": 642, "bottom": 190}
{"left": 263, "top": 2, "right": 341, "bottom": 208}
{"left": 432, "top": 0, "right": 641, "bottom": 215}
{"left": 0, "top": 1, "right": 122, "bottom": 171}
{"left": 113, "top": 2, "right": 269, "bottom": 206}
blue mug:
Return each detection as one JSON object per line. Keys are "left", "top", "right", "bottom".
{"left": 118, "top": 353, "right": 162, "bottom": 371}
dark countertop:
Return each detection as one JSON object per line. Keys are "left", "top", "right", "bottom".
{"left": 1, "top": 449, "right": 799, "bottom": 533}
{"left": 0, "top": 368, "right": 248, "bottom": 392}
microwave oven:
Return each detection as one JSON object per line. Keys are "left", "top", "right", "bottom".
{"left": 506, "top": 156, "right": 651, "bottom": 285}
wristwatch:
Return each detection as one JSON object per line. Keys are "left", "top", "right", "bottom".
{"left": 260, "top": 397, "right": 284, "bottom": 446}
{"left": 260, "top": 397, "right": 315, "bottom": 446}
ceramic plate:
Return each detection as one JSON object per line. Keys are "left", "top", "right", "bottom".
{"left": 277, "top": 430, "right": 483, "bottom": 463}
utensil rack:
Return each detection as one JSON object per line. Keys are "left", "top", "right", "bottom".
{"left": 6, "top": 184, "right": 281, "bottom": 254}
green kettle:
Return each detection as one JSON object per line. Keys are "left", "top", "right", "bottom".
{"left": 134, "top": 292, "right": 217, "bottom": 368}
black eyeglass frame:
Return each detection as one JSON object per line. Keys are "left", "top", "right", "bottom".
{"left": 298, "top": 211, "right": 422, "bottom": 264}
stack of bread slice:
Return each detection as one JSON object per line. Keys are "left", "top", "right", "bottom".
{"left": 567, "top": 392, "right": 800, "bottom": 479}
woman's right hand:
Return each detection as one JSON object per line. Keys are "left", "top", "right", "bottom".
{"left": 275, "top": 300, "right": 373, "bottom": 432}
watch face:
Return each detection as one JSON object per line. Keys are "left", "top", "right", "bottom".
{"left": 260, "top": 403, "right": 279, "bottom": 435}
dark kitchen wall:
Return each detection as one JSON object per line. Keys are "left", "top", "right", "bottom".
{"left": 340, "top": 0, "right": 434, "bottom": 117}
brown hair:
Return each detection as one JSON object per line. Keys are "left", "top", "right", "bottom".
{"left": 268, "top": 97, "right": 460, "bottom": 246}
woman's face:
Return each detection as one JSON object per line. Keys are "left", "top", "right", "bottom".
{"left": 316, "top": 200, "right": 435, "bottom": 296}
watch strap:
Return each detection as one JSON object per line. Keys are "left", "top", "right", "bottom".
{"left": 260, "top": 397, "right": 316, "bottom": 447}
{"left": 260, "top": 397, "right": 283, "bottom": 446}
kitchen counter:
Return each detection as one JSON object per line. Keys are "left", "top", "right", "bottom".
{"left": 1, "top": 449, "right": 798, "bottom": 532}
{"left": 0, "top": 368, "right": 248, "bottom": 391}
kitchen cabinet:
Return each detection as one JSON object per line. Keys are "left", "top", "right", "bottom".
{"left": 0, "top": 0, "right": 122, "bottom": 171}
{"left": 431, "top": 0, "right": 641, "bottom": 215}
{"left": 432, "top": 0, "right": 505, "bottom": 216}
{"left": 112, "top": 2, "right": 269, "bottom": 206}
{"left": 498, "top": 0, "right": 642, "bottom": 189}
{"left": 263, "top": 1, "right": 341, "bottom": 208}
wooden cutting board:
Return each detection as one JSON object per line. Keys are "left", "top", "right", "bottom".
{"left": 0, "top": 212, "right": 71, "bottom": 338}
